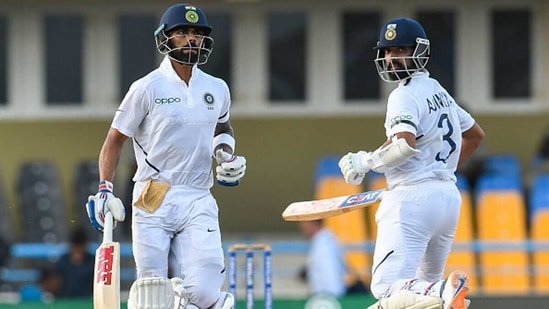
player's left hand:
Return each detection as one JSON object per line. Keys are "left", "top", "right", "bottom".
{"left": 338, "top": 151, "right": 371, "bottom": 185}
{"left": 215, "top": 149, "right": 246, "bottom": 187}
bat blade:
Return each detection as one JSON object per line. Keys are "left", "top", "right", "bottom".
{"left": 282, "top": 189, "right": 384, "bottom": 221}
{"left": 93, "top": 212, "right": 120, "bottom": 309}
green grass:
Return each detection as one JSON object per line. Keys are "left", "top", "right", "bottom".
{"left": 0, "top": 295, "right": 377, "bottom": 309}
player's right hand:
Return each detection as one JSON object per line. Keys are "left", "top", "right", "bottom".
{"left": 86, "top": 180, "right": 126, "bottom": 231}
{"left": 338, "top": 151, "right": 371, "bottom": 185}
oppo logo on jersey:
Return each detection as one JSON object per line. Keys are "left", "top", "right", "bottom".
{"left": 154, "top": 97, "right": 181, "bottom": 104}
{"left": 390, "top": 115, "right": 413, "bottom": 125}
{"left": 97, "top": 245, "right": 115, "bottom": 285}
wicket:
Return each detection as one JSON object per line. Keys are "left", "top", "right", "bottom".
{"left": 228, "top": 243, "right": 273, "bottom": 309}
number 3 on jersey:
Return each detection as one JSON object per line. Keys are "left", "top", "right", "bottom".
{"left": 435, "top": 113, "right": 457, "bottom": 163}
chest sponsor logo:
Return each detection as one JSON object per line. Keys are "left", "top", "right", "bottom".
{"left": 154, "top": 97, "right": 181, "bottom": 104}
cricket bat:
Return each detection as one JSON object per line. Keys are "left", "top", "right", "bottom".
{"left": 93, "top": 211, "right": 120, "bottom": 309}
{"left": 282, "top": 189, "right": 385, "bottom": 221}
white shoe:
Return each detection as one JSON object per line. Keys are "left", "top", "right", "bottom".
{"left": 441, "top": 271, "right": 469, "bottom": 309}
{"left": 171, "top": 277, "right": 189, "bottom": 309}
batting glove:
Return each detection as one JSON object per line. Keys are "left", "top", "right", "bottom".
{"left": 338, "top": 151, "right": 371, "bottom": 185}
{"left": 215, "top": 149, "right": 246, "bottom": 187}
{"left": 86, "top": 180, "right": 126, "bottom": 231}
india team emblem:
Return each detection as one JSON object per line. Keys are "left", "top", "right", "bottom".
{"left": 203, "top": 93, "right": 215, "bottom": 109}
{"left": 185, "top": 7, "right": 199, "bottom": 23}
{"left": 385, "top": 23, "right": 397, "bottom": 41}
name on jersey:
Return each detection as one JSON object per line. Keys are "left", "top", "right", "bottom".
{"left": 427, "top": 92, "right": 454, "bottom": 114}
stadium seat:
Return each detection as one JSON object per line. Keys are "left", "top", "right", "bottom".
{"left": 475, "top": 173, "right": 529, "bottom": 294}
{"left": 483, "top": 154, "right": 521, "bottom": 178}
{"left": 529, "top": 174, "right": 549, "bottom": 293}
{"left": 365, "top": 172, "right": 386, "bottom": 241}
{"left": 17, "top": 161, "right": 68, "bottom": 243}
{"left": 445, "top": 175, "right": 478, "bottom": 291}
{"left": 314, "top": 156, "right": 371, "bottom": 289}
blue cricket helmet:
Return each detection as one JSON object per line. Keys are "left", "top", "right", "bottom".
{"left": 154, "top": 3, "right": 214, "bottom": 65}
{"left": 156, "top": 3, "right": 212, "bottom": 37}
{"left": 373, "top": 17, "right": 430, "bottom": 83}
{"left": 375, "top": 17, "right": 427, "bottom": 50}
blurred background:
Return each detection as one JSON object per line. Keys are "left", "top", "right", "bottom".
{"left": 0, "top": 0, "right": 548, "bottom": 308}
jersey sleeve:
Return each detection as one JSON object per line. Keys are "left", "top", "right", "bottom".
{"left": 385, "top": 89, "right": 420, "bottom": 138}
{"left": 456, "top": 104, "right": 476, "bottom": 132}
{"left": 217, "top": 81, "right": 231, "bottom": 124}
{"left": 111, "top": 80, "right": 149, "bottom": 137}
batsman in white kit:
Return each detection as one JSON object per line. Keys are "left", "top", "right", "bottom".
{"left": 86, "top": 3, "right": 245, "bottom": 309}
{"left": 338, "top": 17, "right": 485, "bottom": 309}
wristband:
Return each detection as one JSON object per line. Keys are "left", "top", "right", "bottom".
{"left": 212, "top": 133, "right": 235, "bottom": 154}
{"left": 99, "top": 180, "right": 114, "bottom": 192}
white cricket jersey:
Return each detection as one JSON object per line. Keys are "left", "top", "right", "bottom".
{"left": 112, "top": 56, "right": 231, "bottom": 188}
{"left": 383, "top": 71, "right": 475, "bottom": 189}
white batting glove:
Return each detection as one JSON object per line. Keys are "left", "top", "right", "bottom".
{"left": 86, "top": 180, "right": 126, "bottom": 231}
{"left": 215, "top": 149, "right": 246, "bottom": 187}
{"left": 338, "top": 151, "right": 372, "bottom": 185}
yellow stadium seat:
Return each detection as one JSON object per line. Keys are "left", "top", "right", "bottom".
{"left": 445, "top": 189, "right": 478, "bottom": 292}
{"left": 365, "top": 174, "right": 386, "bottom": 241}
{"left": 531, "top": 210, "right": 549, "bottom": 293}
{"left": 476, "top": 191, "right": 529, "bottom": 294}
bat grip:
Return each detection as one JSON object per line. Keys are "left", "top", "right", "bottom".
{"left": 103, "top": 211, "right": 114, "bottom": 243}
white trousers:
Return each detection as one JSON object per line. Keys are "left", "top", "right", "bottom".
{"left": 370, "top": 180, "right": 461, "bottom": 298}
{"left": 131, "top": 181, "right": 225, "bottom": 308}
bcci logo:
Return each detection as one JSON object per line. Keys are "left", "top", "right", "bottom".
{"left": 185, "top": 7, "right": 199, "bottom": 23}
{"left": 385, "top": 23, "right": 397, "bottom": 41}
{"left": 203, "top": 93, "right": 215, "bottom": 110}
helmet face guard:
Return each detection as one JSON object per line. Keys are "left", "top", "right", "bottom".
{"left": 373, "top": 18, "right": 431, "bottom": 83}
{"left": 374, "top": 38, "right": 430, "bottom": 83}
{"left": 154, "top": 4, "right": 214, "bottom": 66}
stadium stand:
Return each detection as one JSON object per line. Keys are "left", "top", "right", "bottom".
{"left": 529, "top": 174, "right": 549, "bottom": 293}
{"left": 475, "top": 173, "right": 529, "bottom": 294}
{"left": 17, "top": 161, "right": 67, "bottom": 244}
{"left": 365, "top": 172, "right": 386, "bottom": 241}
{"left": 445, "top": 175, "right": 478, "bottom": 290}
{"left": 73, "top": 160, "right": 103, "bottom": 243}
{"left": 314, "top": 156, "right": 371, "bottom": 290}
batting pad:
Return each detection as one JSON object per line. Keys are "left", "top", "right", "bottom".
{"left": 127, "top": 277, "right": 175, "bottom": 309}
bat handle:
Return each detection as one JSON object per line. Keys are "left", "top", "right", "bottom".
{"left": 103, "top": 211, "right": 114, "bottom": 243}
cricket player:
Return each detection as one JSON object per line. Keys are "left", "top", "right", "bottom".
{"left": 86, "top": 3, "right": 245, "bottom": 309}
{"left": 338, "top": 17, "right": 485, "bottom": 309}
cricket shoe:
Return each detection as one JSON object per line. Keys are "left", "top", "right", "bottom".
{"left": 441, "top": 270, "right": 469, "bottom": 309}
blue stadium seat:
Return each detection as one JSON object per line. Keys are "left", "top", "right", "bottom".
{"left": 456, "top": 173, "right": 470, "bottom": 191}
{"left": 475, "top": 173, "right": 521, "bottom": 194}
{"left": 530, "top": 174, "right": 549, "bottom": 221}
{"left": 483, "top": 154, "right": 521, "bottom": 177}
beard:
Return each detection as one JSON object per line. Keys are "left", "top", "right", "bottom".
{"left": 169, "top": 47, "right": 200, "bottom": 65}
{"left": 386, "top": 59, "right": 414, "bottom": 81}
